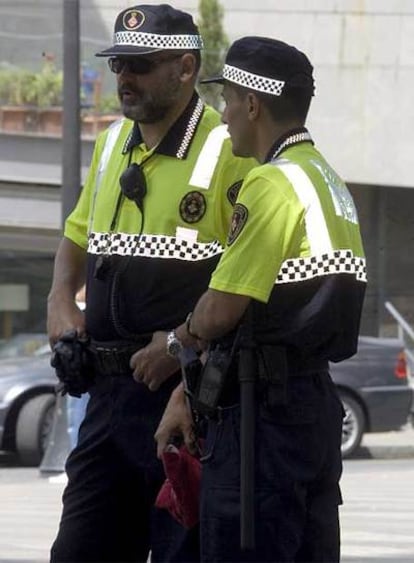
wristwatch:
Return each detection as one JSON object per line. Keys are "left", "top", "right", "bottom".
{"left": 166, "top": 330, "right": 183, "bottom": 358}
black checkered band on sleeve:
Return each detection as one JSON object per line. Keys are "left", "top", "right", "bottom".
{"left": 223, "top": 64, "right": 285, "bottom": 96}
{"left": 276, "top": 250, "right": 367, "bottom": 284}
{"left": 88, "top": 232, "right": 224, "bottom": 261}
{"left": 113, "top": 31, "right": 203, "bottom": 50}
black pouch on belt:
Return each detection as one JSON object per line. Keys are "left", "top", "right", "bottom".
{"left": 191, "top": 344, "right": 232, "bottom": 417}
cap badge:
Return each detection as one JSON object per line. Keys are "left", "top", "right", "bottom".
{"left": 122, "top": 9, "right": 145, "bottom": 31}
{"left": 179, "top": 191, "right": 206, "bottom": 223}
{"left": 228, "top": 203, "right": 248, "bottom": 245}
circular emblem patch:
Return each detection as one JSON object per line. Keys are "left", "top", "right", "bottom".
{"left": 227, "top": 180, "right": 243, "bottom": 206}
{"left": 123, "top": 9, "right": 145, "bottom": 30}
{"left": 228, "top": 203, "right": 248, "bottom": 245}
{"left": 179, "top": 191, "right": 206, "bottom": 223}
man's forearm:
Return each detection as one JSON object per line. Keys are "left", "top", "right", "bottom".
{"left": 48, "top": 237, "right": 87, "bottom": 304}
{"left": 176, "top": 288, "right": 251, "bottom": 345}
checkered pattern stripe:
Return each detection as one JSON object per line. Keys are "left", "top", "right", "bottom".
{"left": 114, "top": 31, "right": 203, "bottom": 50}
{"left": 177, "top": 98, "right": 204, "bottom": 158}
{"left": 276, "top": 250, "right": 367, "bottom": 284}
{"left": 223, "top": 64, "right": 285, "bottom": 96}
{"left": 88, "top": 232, "right": 224, "bottom": 261}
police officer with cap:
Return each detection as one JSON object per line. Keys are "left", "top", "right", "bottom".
{"left": 48, "top": 5, "right": 255, "bottom": 562}
{"left": 143, "top": 36, "right": 367, "bottom": 562}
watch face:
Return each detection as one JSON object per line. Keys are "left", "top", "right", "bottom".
{"left": 167, "top": 331, "right": 182, "bottom": 357}
{"left": 169, "top": 341, "right": 180, "bottom": 357}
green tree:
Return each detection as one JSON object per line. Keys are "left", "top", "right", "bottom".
{"left": 27, "top": 60, "right": 63, "bottom": 108}
{"left": 0, "top": 62, "right": 62, "bottom": 108}
{"left": 197, "top": 0, "right": 228, "bottom": 109}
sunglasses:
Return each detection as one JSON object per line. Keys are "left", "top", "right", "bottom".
{"left": 108, "top": 54, "right": 182, "bottom": 75}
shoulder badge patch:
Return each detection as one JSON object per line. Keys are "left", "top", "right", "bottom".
{"left": 227, "top": 180, "right": 243, "bottom": 206}
{"left": 179, "top": 191, "right": 206, "bottom": 224}
{"left": 228, "top": 203, "right": 248, "bottom": 245}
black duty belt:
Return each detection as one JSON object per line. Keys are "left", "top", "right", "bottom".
{"left": 215, "top": 358, "right": 330, "bottom": 410}
{"left": 287, "top": 356, "right": 329, "bottom": 376}
{"left": 89, "top": 339, "right": 150, "bottom": 377}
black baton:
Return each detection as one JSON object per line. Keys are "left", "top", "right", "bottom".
{"left": 238, "top": 327, "right": 256, "bottom": 551}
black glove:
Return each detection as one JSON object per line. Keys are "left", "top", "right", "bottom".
{"left": 51, "top": 329, "right": 94, "bottom": 397}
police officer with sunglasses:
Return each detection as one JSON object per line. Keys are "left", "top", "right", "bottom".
{"left": 47, "top": 4, "right": 255, "bottom": 562}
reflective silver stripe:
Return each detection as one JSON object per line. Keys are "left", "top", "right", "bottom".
{"left": 310, "top": 159, "right": 359, "bottom": 224}
{"left": 88, "top": 118, "right": 125, "bottom": 234}
{"left": 189, "top": 124, "right": 229, "bottom": 189}
{"left": 272, "top": 158, "right": 333, "bottom": 255}
{"left": 88, "top": 232, "right": 224, "bottom": 261}
{"left": 276, "top": 250, "right": 367, "bottom": 284}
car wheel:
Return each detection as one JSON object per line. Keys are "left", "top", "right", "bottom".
{"left": 339, "top": 391, "right": 365, "bottom": 458}
{"left": 15, "top": 394, "right": 56, "bottom": 467}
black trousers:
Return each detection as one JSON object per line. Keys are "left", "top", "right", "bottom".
{"left": 50, "top": 373, "right": 199, "bottom": 563}
{"left": 200, "top": 371, "right": 344, "bottom": 562}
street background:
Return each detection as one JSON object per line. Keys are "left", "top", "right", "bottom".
{"left": 0, "top": 426, "right": 413, "bottom": 563}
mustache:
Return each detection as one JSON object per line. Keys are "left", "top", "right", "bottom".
{"left": 118, "top": 83, "right": 141, "bottom": 97}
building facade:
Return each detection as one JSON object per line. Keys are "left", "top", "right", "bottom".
{"left": 0, "top": 0, "right": 413, "bottom": 336}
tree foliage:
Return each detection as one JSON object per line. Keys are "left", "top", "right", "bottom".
{"left": 0, "top": 61, "right": 62, "bottom": 107}
{"left": 197, "top": 0, "right": 228, "bottom": 109}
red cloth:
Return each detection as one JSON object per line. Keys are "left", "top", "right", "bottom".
{"left": 155, "top": 444, "right": 201, "bottom": 529}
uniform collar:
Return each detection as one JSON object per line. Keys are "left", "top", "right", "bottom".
{"left": 122, "top": 92, "right": 204, "bottom": 159}
{"left": 265, "top": 126, "right": 313, "bottom": 163}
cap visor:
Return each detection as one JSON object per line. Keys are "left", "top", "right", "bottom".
{"left": 199, "top": 76, "right": 224, "bottom": 85}
{"left": 95, "top": 45, "right": 162, "bottom": 57}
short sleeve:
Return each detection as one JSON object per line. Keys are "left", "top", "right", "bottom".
{"left": 209, "top": 166, "right": 305, "bottom": 303}
{"left": 64, "top": 131, "right": 107, "bottom": 249}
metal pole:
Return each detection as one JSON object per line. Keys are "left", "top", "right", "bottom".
{"left": 62, "top": 0, "right": 81, "bottom": 225}
{"left": 40, "top": 0, "right": 81, "bottom": 476}
{"left": 377, "top": 186, "right": 387, "bottom": 336}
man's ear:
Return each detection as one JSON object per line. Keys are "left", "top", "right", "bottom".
{"left": 246, "top": 92, "right": 260, "bottom": 121}
{"left": 179, "top": 53, "right": 197, "bottom": 83}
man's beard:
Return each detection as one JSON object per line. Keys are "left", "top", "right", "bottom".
{"left": 118, "top": 74, "right": 182, "bottom": 124}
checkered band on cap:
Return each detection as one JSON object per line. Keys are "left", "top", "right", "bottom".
{"left": 88, "top": 232, "right": 223, "bottom": 261}
{"left": 223, "top": 64, "right": 285, "bottom": 96}
{"left": 113, "top": 31, "right": 203, "bottom": 50}
{"left": 276, "top": 250, "right": 367, "bottom": 284}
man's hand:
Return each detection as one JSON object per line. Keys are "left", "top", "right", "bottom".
{"left": 130, "top": 331, "right": 179, "bottom": 391}
{"left": 154, "top": 383, "right": 197, "bottom": 458}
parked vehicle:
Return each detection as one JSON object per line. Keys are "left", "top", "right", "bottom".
{"left": 0, "top": 342, "right": 56, "bottom": 466}
{"left": 0, "top": 334, "right": 413, "bottom": 465}
{"left": 0, "top": 332, "right": 49, "bottom": 359}
{"left": 330, "top": 336, "right": 413, "bottom": 457}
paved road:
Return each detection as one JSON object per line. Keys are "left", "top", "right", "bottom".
{"left": 341, "top": 425, "right": 414, "bottom": 562}
{"left": 341, "top": 458, "right": 414, "bottom": 562}
{"left": 0, "top": 426, "right": 413, "bottom": 563}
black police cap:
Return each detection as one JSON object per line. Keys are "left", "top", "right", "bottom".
{"left": 201, "top": 36, "right": 314, "bottom": 96}
{"left": 96, "top": 4, "right": 203, "bottom": 57}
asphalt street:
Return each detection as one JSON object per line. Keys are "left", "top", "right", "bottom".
{"left": 0, "top": 426, "right": 413, "bottom": 563}
{"left": 340, "top": 425, "right": 414, "bottom": 563}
